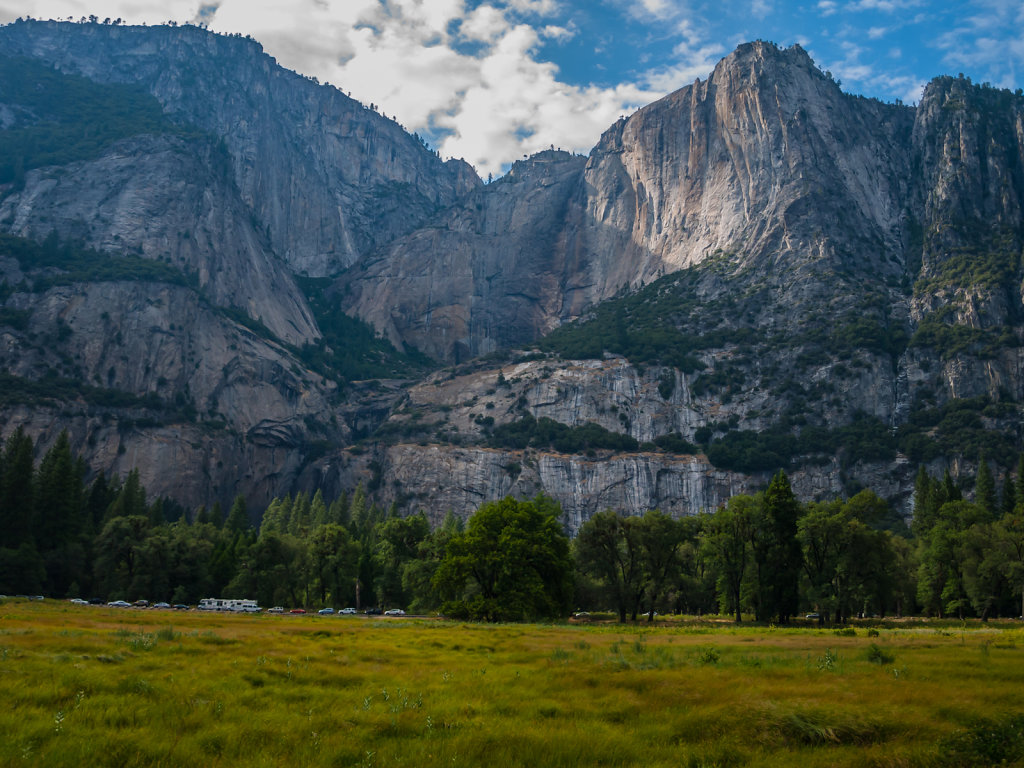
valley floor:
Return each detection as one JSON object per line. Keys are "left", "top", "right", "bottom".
{"left": 1, "top": 600, "right": 1022, "bottom": 767}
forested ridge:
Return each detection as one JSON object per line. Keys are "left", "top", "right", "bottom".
{"left": 4, "top": 427, "right": 1023, "bottom": 623}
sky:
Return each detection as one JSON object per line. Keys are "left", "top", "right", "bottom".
{"left": 2, "top": 1, "right": 1022, "bottom": 176}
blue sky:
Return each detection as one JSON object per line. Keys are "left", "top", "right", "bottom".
{"left": 2, "top": 0, "right": 1022, "bottom": 175}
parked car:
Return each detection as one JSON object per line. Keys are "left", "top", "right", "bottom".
{"left": 384, "top": 608, "right": 405, "bottom": 616}
{"left": 805, "top": 612, "right": 820, "bottom": 620}
{"left": 339, "top": 607, "right": 357, "bottom": 615}
{"left": 317, "top": 607, "right": 335, "bottom": 615}
{"left": 173, "top": 604, "right": 190, "bottom": 611}
{"left": 69, "top": 598, "right": 89, "bottom": 605}
{"left": 107, "top": 600, "right": 131, "bottom": 607}
{"left": 153, "top": 602, "right": 171, "bottom": 609}
{"left": 267, "top": 606, "right": 284, "bottom": 614}
{"left": 364, "top": 607, "right": 383, "bottom": 615}
{"left": 88, "top": 598, "right": 104, "bottom": 605}
{"left": 289, "top": 608, "right": 306, "bottom": 614}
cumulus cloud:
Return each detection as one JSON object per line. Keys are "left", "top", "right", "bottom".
{"left": 0, "top": 0, "right": 727, "bottom": 175}
{"left": 935, "top": 0, "right": 1024, "bottom": 89}
{"left": 6, "top": 0, "right": 1007, "bottom": 176}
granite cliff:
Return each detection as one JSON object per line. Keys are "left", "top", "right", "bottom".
{"left": 1, "top": 23, "right": 1022, "bottom": 526}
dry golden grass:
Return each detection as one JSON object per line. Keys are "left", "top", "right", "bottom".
{"left": 1, "top": 600, "right": 1022, "bottom": 767}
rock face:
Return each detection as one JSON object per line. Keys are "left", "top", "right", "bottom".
{"left": 323, "top": 42, "right": 1024, "bottom": 523}
{"left": 0, "top": 134, "right": 318, "bottom": 345}
{"left": 0, "top": 19, "right": 479, "bottom": 508}
{"left": 340, "top": 42, "right": 917, "bottom": 361}
{"left": 340, "top": 150, "right": 588, "bottom": 361}
{"left": 0, "top": 279, "right": 340, "bottom": 505}
{"left": 0, "top": 20, "right": 480, "bottom": 277}
{"left": 1, "top": 25, "right": 1023, "bottom": 526}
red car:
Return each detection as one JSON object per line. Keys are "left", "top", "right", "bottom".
{"left": 289, "top": 608, "right": 306, "bottom": 614}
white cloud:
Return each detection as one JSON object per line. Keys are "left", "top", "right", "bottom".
{"left": 460, "top": 4, "right": 507, "bottom": 42}
{"left": 504, "top": 0, "right": 560, "bottom": 15}
{"left": 817, "top": 0, "right": 838, "bottom": 16}
{"left": 935, "top": 1, "right": 1024, "bottom": 89}
{"left": 3, "top": 0, "right": 203, "bottom": 23}
{"left": 846, "top": 0, "right": 922, "bottom": 11}
{"left": 638, "top": 0, "right": 671, "bottom": 16}
{"left": 540, "top": 24, "right": 573, "bottom": 41}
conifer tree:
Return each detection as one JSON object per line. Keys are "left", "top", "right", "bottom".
{"left": 975, "top": 452, "right": 997, "bottom": 518}
{"left": 84, "top": 471, "right": 115, "bottom": 534}
{"left": 34, "top": 430, "right": 84, "bottom": 547}
{"left": 289, "top": 492, "right": 311, "bottom": 536}
{"left": 310, "top": 489, "right": 328, "bottom": 527}
{"left": 106, "top": 469, "right": 147, "bottom": 522}
{"left": 762, "top": 471, "right": 802, "bottom": 624}
{"left": 0, "top": 426, "right": 35, "bottom": 547}
{"left": 1001, "top": 472, "right": 1017, "bottom": 518}
{"left": 210, "top": 500, "right": 224, "bottom": 529}
{"left": 1016, "top": 454, "right": 1024, "bottom": 508}
{"left": 328, "top": 491, "right": 349, "bottom": 527}
{"left": 942, "top": 469, "right": 962, "bottom": 503}
{"left": 225, "top": 494, "right": 248, "bottom": 535}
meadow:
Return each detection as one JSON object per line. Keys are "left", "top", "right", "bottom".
{"left": 1, "top": 601, "right": 1022, "bottom": 767}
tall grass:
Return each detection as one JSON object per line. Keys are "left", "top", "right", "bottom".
{"left": 0, "top": 600, "right": 1022, "bottom": 766}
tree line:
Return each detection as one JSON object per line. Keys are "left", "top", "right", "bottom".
{"left": 3, "top": 428, "right": 1023, "bottom": 622}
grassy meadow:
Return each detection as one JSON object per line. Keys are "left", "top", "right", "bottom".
{"left": 1, "top": 601, "right": 1023, "bottom": 767}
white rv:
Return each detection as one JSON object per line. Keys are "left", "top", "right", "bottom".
{"left": 197, "top": 598, "right": 261, "bottom": 613}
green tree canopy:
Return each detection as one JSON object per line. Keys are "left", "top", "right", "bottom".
{"left": 433, "top": 495, "right": 573, "bottom": 622}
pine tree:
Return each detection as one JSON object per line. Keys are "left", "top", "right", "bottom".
{"left": 289, "top": 492, "right": 311, "bottom": 536}
{"left": 762, "top": 471, "right": 802, "bottom": 624}
{"left": 975, "top": 452, "right": 997, "bottom": 518}
{"left": 942, "top": 470, "right": 962, "bottom": 504}
{"left": 1001, "top": 472, "right": 1017, "bottom": 518}
{"left": 259, "top": 496, "right": 287, "bottom": 536}
{"left": 1017, "top": 454, "right": 1024, "bottom": 509}
{"left": 84, "top": 471, "right": 115, "bottom": 535}
{"left": 0, "top": 426, "right": 35, "bottom": 547}
{"left": 350, "top": 484, "right": 370, "bottom": 536}
{"left": 210, "top": 500, "right": 224, "bottom": 529}
{"left": 310, "top": 490, "right": 328, "bottom": 527}
{"left": 225, "top": 494, "right": 248, "bottom": 535}
{"left": 912, "top": 465, "right": 937, "bottom": 535}
{"left": 106, "top": 469, "right": 147, "bottom": 522}
{"left": 328, "top": 491, "right": 349, "bottom": 527}
{"left": 34, "top": 431, "right": 84, "bottom": 547}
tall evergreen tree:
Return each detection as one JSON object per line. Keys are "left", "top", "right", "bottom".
{"left": 942, "top": 469, "right": 962, "bottom": 504}
{"left": 975, "top": 452, "right": 997, "bottom": 517}
{"left": 84, "top": 471, "right": 115, "bottom": 535}
{"left": 762, "top": 471, "right": 802, "bottom": 624}
{"left": 0, "top": 426, "right": 35, "bottom": 547}
{"left": 210, "top": 500, "right": 224, "bottom": 529}
{"left": 106, "top": 469, "right": 147, "bottom": 522}
{"left": 225, "top": 494, "right": 249, "bottom": 535}
{"left": 1001, "top": 472, "right": 1017, "bottom": 518}
{"left": 34, "top": 431, "right": 86, "bottom": 596}
{"left": 310, "top": 490, "right": 328, "bottom": 527}
{"left": 1017, "top": 454, "right": 1024, "bottom": 510}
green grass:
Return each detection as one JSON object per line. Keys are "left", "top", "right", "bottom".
{"left": 1, "top": 600, "right": 1023, "bottom": 766}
